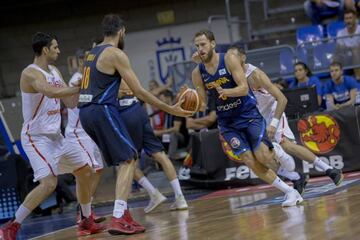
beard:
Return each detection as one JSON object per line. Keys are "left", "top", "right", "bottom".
{"left": 118, "top": 36, "right": 125, "bottom": 50}
{"left": 203, "top": 49, "right": 214, "bottom": 63}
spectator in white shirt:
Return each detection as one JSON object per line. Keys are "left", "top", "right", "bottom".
{"left": 335, "top": 9, "right": 360, "bottom": 79}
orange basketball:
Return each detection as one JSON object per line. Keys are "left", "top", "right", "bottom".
{"left": 177, "top": 88, "right": 199, "bottom": 111}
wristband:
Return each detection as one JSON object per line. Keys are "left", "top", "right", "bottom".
{"left": 270, "top": 118, "right": 280, "bottom": 128}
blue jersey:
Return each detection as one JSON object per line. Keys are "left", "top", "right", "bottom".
{"left": 325, "top": 75, "right": 357, "bottom": 104}
{"left": 199, "top": 53, "right": 259, "bottom": 126}
{"left": 78, "top": 44, "right": 121, "bottom": 108}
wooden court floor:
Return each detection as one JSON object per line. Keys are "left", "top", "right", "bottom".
{"left": 33, "top": 175, "right": 360, "bottom": 240}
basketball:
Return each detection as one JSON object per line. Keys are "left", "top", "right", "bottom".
{"left": 177, "top": 88, "right": 199, "bottom": 111}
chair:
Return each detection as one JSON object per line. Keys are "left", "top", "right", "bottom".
{"left": 327, "top": 21, "right": 346, "bottom": 38}
{"left": 296, "top": 25, "right": 324, "bottom": 45}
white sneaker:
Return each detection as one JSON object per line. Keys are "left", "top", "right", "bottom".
{"left": 170, "top": 195, "right": 188, "bottom": 211}
{"left": 282, "top": 189, "right": 304, "bottom": 207}
{"left": 273, "top": 142, "right": 296, "bottom": 172}
{"left": 144, "top": 189, "right": 167, "bottom": 214}
{"left": 178, "top": 167, "right": 191, "bottom": 180}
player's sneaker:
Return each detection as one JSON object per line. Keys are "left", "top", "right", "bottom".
{"left": 0, "top": 220, "right": 20, "bottom": 240}
{"left": 108, "top": 216, "right": 135, "bottom": 235}
{"left": 292, "top": 173, "right": 309, "bottom": 195}
{"left": 178, "top": 167, "right": 191, "bottom": 180}
{"left": 124, "top": 209, "right": 146, "bottom": 233}
{"left": 326, "top": 168, "right": 344, "bottom": 186}
{"left": 144, "top": 189, "right": 167, "bottom": 214}
{"left": 282, "top": 189, "right": 303, "bottom": 207}
{"left": 77, "top": 215, "right": 106, "bottom": 236}
{"left": 170, "top": 195, "right": 188, "bottom": 211}
{"left": 92, "top": 212, "right": 106, "bottom": 223}
{"left": 273, "top": 142, "right": 295, "bottom": 172}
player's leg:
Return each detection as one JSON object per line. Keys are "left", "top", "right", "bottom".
{"left": 96, "top": 105, "right": 144, "bottom": 234}
{"left": 134, "top": 166, "right": 167, "bottom": 213}
{"left": 0, "top": 135, "right": 59, "bottom": 240}
{"left": 281, "top": 137, "right": 343, "bottom": 186}
{"left": 60, "top": 138, "right": 105, "bottom": 236}
{"left": 142, "top": 118, "right": 188, "bottom": 211}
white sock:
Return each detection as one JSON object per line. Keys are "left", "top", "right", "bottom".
{"left": 277, "top": 167, "right": 300, "bottom": 181}
{"left": 170, "top": 179, "right": 183, "bottom": 198}
{"left": 113, "top": 200, "right": 127, "bottom": 218}
{"left": 90, "top": 197, "right": 94, "bottom": 204}
{"left": 138, "top": 176, "right": 157, "bottom": 196}
{"left": 80, "top": 202, "right": 92, "bottom": 218}
{"left": 314, "top": 157, "right": 332, "bottom": 171}
{"left": 271, "top": 176, "right": 293, "bottom": 193}
{"left": 15, "top": 204, "right": 31, "bottom": 224}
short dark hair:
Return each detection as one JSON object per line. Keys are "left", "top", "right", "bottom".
{"left": 330, "top": 61, "right": 343, "bottom": 69}
{"left": 194, "top": 29, "right": 215, "bottom": 41}
{"left": 228, "top": 44, "right": 246, "bottom": 55}
{"left": 102, "top": 14, "right": 125, "bottom": 37}
{"left": 344, "top": 9, "right": 357, "bottom": 16}
{"left": 32, "top": 32, "right": 56, "bottom": 56}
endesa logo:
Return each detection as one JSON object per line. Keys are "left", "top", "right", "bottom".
{"left": 297, "top": 114, "right": 340, "bottom": 154}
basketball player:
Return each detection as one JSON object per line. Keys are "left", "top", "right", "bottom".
{"left": 192, "top": 48, "right": 308, "bottom": 194}
{"left": 78, "top": 14, "right": 193, "bottom": 235}
{"left": 118, "top": 81, "right": 188, "bottom": 213}
{"left": 226, "top": 45, "right": 343, "bottom": 186}
{"left": 65, "top": 49, "right": 105, "bottom": 223}
{"left": 0, "top": 32, "right": 105, "bottom": 240}
{"left": 191, "top": 29, "right": 302, "bottom": 207}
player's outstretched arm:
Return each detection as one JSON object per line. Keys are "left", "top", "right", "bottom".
{"left": 112, "top": 49, "right": 194, "bottom": 117}
{"left": 191, "top": 66, "right": 207, "bottom": 112}
{"left": 21, "top": 68, "right": 79, "bottom": 99}
{"left": 53, "top": 67, "right": 80, "bottom": 109}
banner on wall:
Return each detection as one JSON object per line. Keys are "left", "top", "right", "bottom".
{"left": 187, "top": 106, "right": 360, "bottom": 189}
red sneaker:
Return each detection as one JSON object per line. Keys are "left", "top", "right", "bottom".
{"left": 77, "top": 215, "right": 106, "bottom": 236}
{"left": 77, "top": 210, "right": 106, "bottom": 224}
{"left": 92, "top": 211, "right": 106, "bottom": 223}
{"left": 124, "top": 209, "right": 146, "bottom": 233}
{"left": 0, "top": 220, "right": 20, "bottom": 240}
{"left": 108, "top": 216, "right": 136, "bottom": 235}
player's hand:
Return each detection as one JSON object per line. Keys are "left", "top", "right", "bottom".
{"left": 191, "top": 51, "right": 202, "bottom": 64}
{"left": 171, "top": 98, "right": 195, "bottom": 117}
{"left": 334, "top": 104, "right": 341, "bottom": 110}
{"left": 214, "top": 83, "right": 227, "bottom": 99}
{"left": 266, "top": 126, "right": 276, "bottom": 140}
{"left": 71, "top": 77, "right": 82, "bottom": 87}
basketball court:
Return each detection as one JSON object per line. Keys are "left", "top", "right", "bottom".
{"left": 13, "top": 171, "right": 359, "bottom": 240}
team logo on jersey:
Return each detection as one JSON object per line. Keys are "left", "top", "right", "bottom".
{"left": 219, "top": 68, "right": 227, "bottom": 75}
{"left": 297, "top": 114, "right": 340, "bottom": 154}
{"left": 156, "top": 37, "right": 185, "bottom": 85}
{"left": 230, "top": 137, "right": 241, "bottom": 149}
{"left": 219, "top": 135, "right": 242, "bottom": 162}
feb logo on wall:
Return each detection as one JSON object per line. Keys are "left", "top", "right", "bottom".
{"left": 297, "top": 114, "right": 340, "bottom": 154}
{"left": 156, "top": 36, "right": 185, "bottom": 84}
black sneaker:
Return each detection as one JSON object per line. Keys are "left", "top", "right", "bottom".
{"left": 292, "top": 173, "right": 309, "bottom": 195}
{"left": 326, "top": 168, "right": 343, "bottom": 186}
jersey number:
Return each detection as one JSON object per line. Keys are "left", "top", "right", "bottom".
{"left": 81, "top": 67, "right": 90, "bottom": 89}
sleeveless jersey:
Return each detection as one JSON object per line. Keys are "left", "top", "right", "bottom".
{"left": 199, "top": 53, "right": 259, "bottom": 125}
{"left": 245, "top": 63, "right": 277, "bottom": 125}
{"left": 65, "top": 72, "right": 85, "bottom": 137}
{"left": 78, "top": 44, "right": 121, "bottom": 108}
{"left": 21, "top": 64, "right": 62, "bottom": 136}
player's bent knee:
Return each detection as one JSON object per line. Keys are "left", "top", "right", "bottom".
{"left": 40, "top": 178, "right": 57, "bottom": 193}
